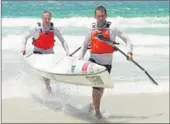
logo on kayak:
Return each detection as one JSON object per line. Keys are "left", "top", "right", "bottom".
{"left": 88, "top": 63, "right": 95, "bottom": 73}
{"left": 71, "top": 65, "right": 76, "bottom": 72}
{"left": 86, "top": 76, "right": 104, "bottom": 85}
{"left": 82, "top": 62, "right": 90, "bottom": 72}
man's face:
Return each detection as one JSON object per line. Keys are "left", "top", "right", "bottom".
{"left": 42, "top": 13, "right": 51, "bottom": 26}
{"left": 95, "top": 10, "right": 107, "bottom": 26}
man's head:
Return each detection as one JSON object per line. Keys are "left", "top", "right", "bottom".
{"left": 94, "top": 6, "right": 107, "bottom": 27}
{"left": 42, "top": 11, "right": 52, "bottom": 26}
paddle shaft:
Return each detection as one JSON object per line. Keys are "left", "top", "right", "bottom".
{"left": 69, "top": 46, "right": 91, "bottom": 57}
{"left": 97, "top": 35, "right": 158, "bottom": 86}
{"left": 69, "top": 47, "right": 81, "bottom": 57}
{"left": 114, "top": 46, "right": 158, "bottom": 85}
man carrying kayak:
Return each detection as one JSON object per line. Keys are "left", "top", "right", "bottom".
{"left": 79, "top": 6, "right": 133, "bottom": 118}
{"left": 22, "top": 11, "right": 69, "bottom": 94}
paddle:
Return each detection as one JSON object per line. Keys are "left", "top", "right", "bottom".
{"left": 69, "top": 47, "right": 81, "bottom": 57}
{"left": 97, "top": 34, "right": 159, "bottom": 86}
{"left": 69, "top": 45, "right": 91, "bottom": 57}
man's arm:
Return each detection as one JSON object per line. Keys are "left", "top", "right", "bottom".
{"left": 53, "top": 27, "right": 69, "bottom": 55}
{"left": 22, "top": 27, "right": 37, "bottom": 49}
{"left": 22, "top": 27, "right": 37, "bottom": 55}
{"left": 112, "top": 27, "right": 133, "bottom": 54}
{"left": 79, "top": 31, "right": 91, "bottom": 59}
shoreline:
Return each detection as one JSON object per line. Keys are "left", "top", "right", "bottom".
{"left": 2, "top": 92, "right": 169, "bottom": 123}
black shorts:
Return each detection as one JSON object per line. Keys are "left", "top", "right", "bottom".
{"left": 88, "top": 58, "right": 112, "bottom": 90}
{"left": 33, "top": 51, "right": 42, "bottom": 54}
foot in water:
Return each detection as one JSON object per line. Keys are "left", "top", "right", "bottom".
{"left": 95, "top": 112, "right": 103, "bottom": 119}
{"left": 44, "top": 88, "right": 54, "bottom": 98}
{"left": 88, "top": 103, "right": 103, "bottom": 119}
{"left": 88, "top": 103, "right": 95, "bottom": 113}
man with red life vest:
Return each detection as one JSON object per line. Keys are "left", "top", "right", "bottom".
{"left": 22, "top": 11, "right": 69, "bottom": 94}
{"left": 79, "top": 6, "right": 133, "bottom": 118}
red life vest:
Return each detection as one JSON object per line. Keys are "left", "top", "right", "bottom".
{"left": 32, "top": 22, "right": 55, "bottom": 50}
{"left": 90, "top": 22, "right": 116, "bottom": 54}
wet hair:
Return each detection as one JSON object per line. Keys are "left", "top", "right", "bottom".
{"left": 95, "top": 6, "right": 107, "bottom": 15}
{"left": 42, "top": 11, "right": 52, "bottom": 17}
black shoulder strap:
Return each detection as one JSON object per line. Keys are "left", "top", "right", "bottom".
{"left": 50, "top": 22, "right": 53, "bottom": 27}
{"left": 37, "top": 22, "right": 42, "bottom": 31}
{"left": 50, "top": 22, "right": 55, "bottom": 42}
{"left": 50, "top": 22, "right": 54, "bottom": 30}
{"left": 106, "top": 21, "right": 111, "bottom": 28}
{"left": 37, "top": 22, "right": 41, "bottom": 26}
{"left": 92, "top": 22, "right": 96, "bottom": 28}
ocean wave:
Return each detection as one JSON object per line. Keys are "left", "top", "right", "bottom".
{"left": 2, "top": 34, "right": 169, "bottom": 56}
{"left": 2, "top": 17, "right": 169, "bottom": 28}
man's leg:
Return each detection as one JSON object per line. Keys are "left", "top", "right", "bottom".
{"left": 33, "top": 49, "right": 54, "bottom": 94}
{"left": 89, "top": 65, "right": 112, "bottom": 118}
{"left": 42, "top": 77, "right": 52, "bottom": 94}
{"left": 92, "top": 87, "right": 104, "bottom": 118}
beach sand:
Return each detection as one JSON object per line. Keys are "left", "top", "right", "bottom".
{"left": 2, "top": 92, "right": 169, "bottom": 123}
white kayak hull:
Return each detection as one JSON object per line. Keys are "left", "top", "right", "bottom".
{"left": 24, "top": 53, "right": 113, "bottom": 88}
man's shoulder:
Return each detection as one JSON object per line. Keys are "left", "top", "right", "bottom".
{"left": 87, "top": 23, "right": 96, "bottom": 33}
{"left": 50, "top": 22, "right": 59, "bottom": 30}
{"left": 85, "top": 28, "right": 93, "bottom": 36}
{"left": 109, "top": 23, "right": 119, "bottom": 29}
{"left": 52, "top": 26, "right": 59, "bottom": 30}
{"left": 109, "top": 24, "right": 124, "bottom": 34}
{"left": 29, "top": 23, "right": 41, "bottom": 30}
{"left": 52, "top": 26, "right": 62, "bottom": 34}
{"left": 109, "top": 21, "right": 124, "bottom": 31}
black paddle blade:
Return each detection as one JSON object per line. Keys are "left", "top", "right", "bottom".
{"left": 144, "top": 71, "right": 159, "bottom": 85}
